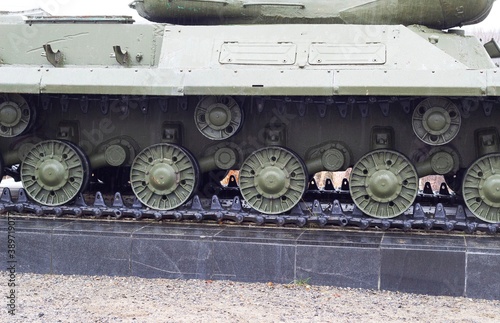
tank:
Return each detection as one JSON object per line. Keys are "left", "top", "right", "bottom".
{"left": 1, "top": 1, "right": 500, "bottom": 231}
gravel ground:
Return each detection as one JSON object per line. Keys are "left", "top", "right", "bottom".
{"left": 2, "top": 272, "right": 499, "bottom": 322}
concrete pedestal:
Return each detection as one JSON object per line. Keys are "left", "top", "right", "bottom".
{"left": 1, "top": 215, "right": 499, "bottom": 300}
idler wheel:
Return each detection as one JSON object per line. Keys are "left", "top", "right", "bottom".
{"left": 350, "top": 150, "right": 418, "bottom": 218}
{"left": 239, "top": 147, "right": 307, "bottom": 214}
{"left": 0, "top": 94, "right": 32, "bottom": 137}
{"left": 21, "top": 140, "right": 89, "bottom": 206}
{"left": 194, "top": 96, "right": 243, "bottom": 140}
{"left": 130, "top": 144, "right": 199, "bottom": 210}
{"left": 463, "top": 154, "right": 500, "bottom": 223}
{"left": 412, "top": 97, "right": 461, "bottom": 146}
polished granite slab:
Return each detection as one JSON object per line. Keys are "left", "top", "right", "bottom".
{"left": 379, "top": 233, "right": 467, "bottom": 296}
{"left": 1, "top": 215, "right": 499, "bottom": 300}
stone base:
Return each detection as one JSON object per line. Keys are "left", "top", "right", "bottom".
{"left": 1, "top": 215, "right": 499, "bottom": 300}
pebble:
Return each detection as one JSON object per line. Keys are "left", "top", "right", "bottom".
{"left": 2, "top": 272, "right": 499, "bottom": 322}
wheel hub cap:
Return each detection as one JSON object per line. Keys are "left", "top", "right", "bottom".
{"left": 149, "top": 162, "right": 177, "bottom": 193}
{"left": 39, "top": 159, "right": 67, "bottom": 189}
{"left": 256, "top": 166, "right": 287, "bottom": 197}
{"left": 423, "top": 108, "right": 450, "bottom": 134}
{"left": 482, "top": 174, "right": 500, "bottom": 205}
{"left": 207, "top": 105, "right": 230, "bottom": 129}
{"left": 367, "top": 170, "right": 400, "bottom": 203}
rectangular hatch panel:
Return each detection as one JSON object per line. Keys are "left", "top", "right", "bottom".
{"left": 309, "top": 43, "right": 386, "bottom": 65}
{"left": 219, "top": 42, "right": 296, "bottom": 65}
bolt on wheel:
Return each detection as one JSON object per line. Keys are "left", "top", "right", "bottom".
{"left": 239, "top": 147, "right": 308, "bottom": 214}
{"left": 350, "top": 150, "right": 418, "bottom": 218}
{"left": 463, "top": 154, "right": 500, "bottom": 223}
{"left": 130, "top": 144, "right": 199, "bottom": 210}
{"left": 21, "top": 140, "right": 89, "bottom": 206}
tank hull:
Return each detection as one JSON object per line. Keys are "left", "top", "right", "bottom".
{"left": 1, "top": 23, "right": 497, "bottom": 96}
{"left": 1, "top": 18, "right": 500, "bottom": 223}
{"left": 131, "top": 0, "right": 495, "bottom": 29}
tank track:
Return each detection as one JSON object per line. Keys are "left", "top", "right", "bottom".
{"left": 1, "top": 179, "right": 498, "bottom": 234}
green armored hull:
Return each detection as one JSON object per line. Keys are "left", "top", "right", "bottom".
{"left": 1, "top": 1, "right": 500, "bottom": 228}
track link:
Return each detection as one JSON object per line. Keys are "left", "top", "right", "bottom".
{"left": 1, "top": 184, "right": 498, "bottom": 234}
